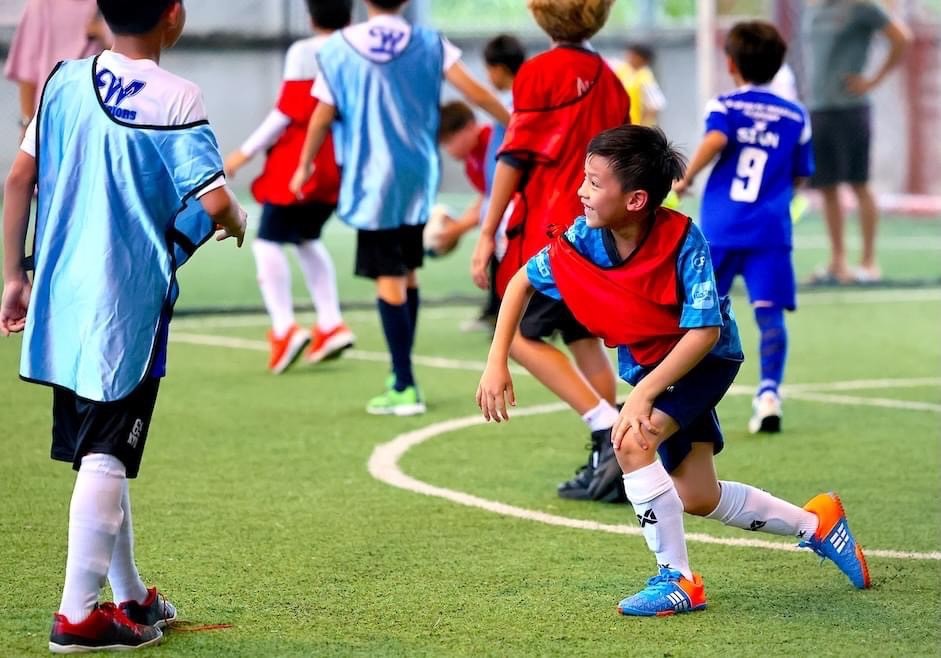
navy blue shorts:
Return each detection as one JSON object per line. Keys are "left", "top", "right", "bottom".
{"left": 711, "top": 245, "right": 796, "bottom": 310}
{"left": 257, "top": 201, "right": 335, "bottom": 244}
{"left": 642, "top": 354, "right": 742, "bottom": 473}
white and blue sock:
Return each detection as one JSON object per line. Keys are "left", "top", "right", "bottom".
{"left": 107, "top": 480, "right": 149, "bottom": 605}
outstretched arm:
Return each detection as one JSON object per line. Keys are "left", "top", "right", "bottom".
{"left": 446, "top": 62, "right": 511, "bottom": 125}
{"left": 1, "top": 151, "right": 37, "bottom": 335}
{"left": 673, "top": 131, "right": 727, "bottom": 196}
{"left": 477, "top": 268, "right": 535, "bottom": 421}
{"left": 289, "top": 101, "right": 337, "bottom": 198}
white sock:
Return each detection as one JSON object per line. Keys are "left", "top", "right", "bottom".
{"left": 253, "top": 238, "right": 295, "bottom": 337}
{"left": 706, "top": 481, "right": 819, "bottom": 539}
{"left": 296, "top": 239, "right": 343, "bottom": 331}
{"left": 107, "top": 480, "right": 149, "bottom": 605}
{"left": 623, "top": 461, "right": 692, "bottom": 579}
{"left": 581, "top": 399, "right": 619, "bottom": 432}
{"left": 59, "top": 454, "right": 126, "bottom": 623}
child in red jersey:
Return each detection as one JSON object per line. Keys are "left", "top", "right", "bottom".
{"left": 470, "top": 0, "right": 631, "bottom": 502}
{"left": 225, "top": 0, "right": 354, "bottom": 374}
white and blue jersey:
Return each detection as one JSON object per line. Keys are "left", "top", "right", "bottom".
{"left": 526, "top": 217, "right": 743, "bottom": 385}
{"left": 700, "top": 86, "right": 813, "bottom": 248}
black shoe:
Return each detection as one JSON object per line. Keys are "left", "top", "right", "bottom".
{"left": 49, "top": 602, "right": 162, "bottom": 654}
{"left": 557, "top": 428, "right": 610, "bottom": 500}
{"left": 119, "top": 587, "right": 177, "bottom": 630}
{"left": 586, "top": 438, "right": 627, "bottom": 503}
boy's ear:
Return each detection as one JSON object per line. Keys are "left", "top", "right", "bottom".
{"left": 726, "top": 55, "right": 738, "bottom": 77}
{"left": 624, "top": 189, "right": 649, "bottom": 213}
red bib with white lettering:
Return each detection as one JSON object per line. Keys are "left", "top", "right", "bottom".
{"left": 494, "top": 46, "right": 630, "bottom": 296}
{"left": 547, "top": 209, "right": 691, "bottom": 366}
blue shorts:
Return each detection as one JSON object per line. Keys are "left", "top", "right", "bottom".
{"left": 641, "top": 354, "right": 742, "bottom": 473}
{"left": 711, "top": 245, "right": 796, "bottom": 310}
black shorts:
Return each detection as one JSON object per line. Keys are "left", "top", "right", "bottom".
{"left": 519, "top": 291, "right": 594, "bottom": 344}
{"left": 809, "top": 106, "right": 872, "bottom": 187}
{"left": 355, "top": 224, "right": 425, "bottom": 279}
{"left": 51, "top": 378, "right": 161, "bottom": 479}
{"left": 644, "top": 354, "right": 742, "bottom": 473}
{"left": 257, "top": 201, "right": 336, "bottom": 244}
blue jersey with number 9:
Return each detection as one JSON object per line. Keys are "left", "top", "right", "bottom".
{"left": 699, "top": 86, "right": 813, "bottom": 248}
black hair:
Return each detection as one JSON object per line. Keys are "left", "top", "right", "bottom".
{"left": 306, "top": 0, "right": 352, "bottom": 30}
{"left": 438, "top": 101, "right": 475, "bottom": 141}
{"left": 586, "top": 125, "right": 686, "bottom": 209}
{"left": 366, "top": 0, "right": 409, "bottom": 10}
{"left": 724, "top": 20, "right": 786, "bottom": 85}
{"left": 625, "top": 42, "right": 654, "bottom": 64}
{"left": 97, "top": 0, "right": 177, "bottom": 35}
{"left": 483, "top": 35, "right": 526, "bottom": 75}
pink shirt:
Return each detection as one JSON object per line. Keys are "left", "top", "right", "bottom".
{"left": 4, "top": 0, "right": 105, "bottom": 105}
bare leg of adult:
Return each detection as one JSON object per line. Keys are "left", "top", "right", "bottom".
{"left": 819, "top": 185, "right": 851, "bottom": 282}
{"left": 851, "top": 182, "right": 880, "bottom": 279}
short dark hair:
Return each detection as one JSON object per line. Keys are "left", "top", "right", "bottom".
{"left": 626, "top": 42, "right": 654, "bottom": 64}
{"left": 483, "top": 35, "right": 526, "bottom": 75}
{"left": 724, "top": 20, "right": 786, "bottom": 85}
{"left": 366, "top": 0, "right": 409, "bottom": 10}
{"left": 97, "top": 0, "right": 176, "bottom": 35}
{"left": 586, "top": 125, "right": 686, "bottom": 209}
{"left": 306, "top": 0, "right": 352, "bottom": 30}
{"left": 438, "top": 101, "right": 475, "bottom": 142}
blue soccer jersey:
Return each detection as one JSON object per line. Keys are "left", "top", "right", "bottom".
{"left": 699, "top": 86, "right": 813, "bottom": 248}
{"left": 526, "top": 217, "right": 743, "bottom": 385}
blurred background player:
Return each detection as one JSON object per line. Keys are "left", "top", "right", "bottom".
{"left": 471, "top": 0, "right": 631, "bottom": 502}
{"left": 4, "top": 0, "right": 111, "bottom": 140}
{"left": 614, "top": 42, "right": 666, "bottom": 127}
{"left": 801, "top": 0, "right": 911, "bottom": 284}
{"left": 0, "top": 0, "right": 247, "bottom": 651}
{"left": 674, "top": 21, "right": 814, "bottom": 435}
{"left": 477, "top": 124, "right": 870, "bottom": 618}
{"left": 290, "top": 0, "right": 509, "bottom": 416}
{"left": 225, "top": 0, "right": 354, "bottom": 374}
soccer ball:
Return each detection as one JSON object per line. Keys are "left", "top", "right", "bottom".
{"left": 423, "top": 204, "right": 459, "bottom": 257}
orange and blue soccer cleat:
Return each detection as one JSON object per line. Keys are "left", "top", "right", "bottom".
{"left": 800, "top": 492, "right": 871, "bottom": 589}
{"left": 617, "top": 567, "right": 707, "bottom": 617}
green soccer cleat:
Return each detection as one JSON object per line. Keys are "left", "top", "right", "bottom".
{"left": 366, "top": 384, "right": 426, "bottom": 416}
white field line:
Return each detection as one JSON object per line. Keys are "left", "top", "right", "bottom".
{"left": 169, "top": 330, "right": 941, "bottom": 560}
{"left": 367, "top": 406, "right": 941, "bottom": 562}
{"left": 169, "top": 287, "right": 941, "bottom": 332}
{"left": 170, "top": 332, "right": 941, "bottom": 411}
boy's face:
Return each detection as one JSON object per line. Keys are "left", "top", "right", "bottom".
{"left": 161, "top": 1, "right": 186, "bottom": 48}
{"left": 485, "top": 64, "right": 513, "bottom": 91}
{"left": 440, "top": 123, "right": 480, "bottom": 161}
{"left": 578, "top": 154, "right": 648, "bottom": 228}
{"left": 626, "top": 51, "right": 647, "bottom": 70}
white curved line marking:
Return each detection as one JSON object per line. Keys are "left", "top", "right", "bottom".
{"left": 367, "top": 405, "right": 941, "bottom": 562}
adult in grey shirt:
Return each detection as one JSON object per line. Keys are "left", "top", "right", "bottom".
{"left": 802, "top": 0, "right": 910, "bottom": 284}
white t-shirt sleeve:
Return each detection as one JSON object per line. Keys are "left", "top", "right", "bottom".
{"left": 442, "top": 37, "right": 462, "bottom": 72}
{"left": 312, "top": 73, "right": 335, "bottom": 106}
{"left": 240, "top": 109, "right": 291, "bottom": 158}
{"left": 20, "top": 115, "right": 37, "bottom": 157}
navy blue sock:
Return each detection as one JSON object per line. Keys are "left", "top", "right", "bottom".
{"left": 755, "top": 306, "right": 787, "bottom": 395}
{"left": 377, "top": 298, "right": 414, "bottom": 391}
{"left": 406, "top": 287, "right": 420, "bottom": 351}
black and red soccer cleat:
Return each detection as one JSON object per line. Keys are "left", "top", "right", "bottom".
{"left": 49, "top": 602, "right": 162, "bottom": 653}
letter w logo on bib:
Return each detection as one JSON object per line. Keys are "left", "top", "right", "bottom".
{"left": 368, "top": 27, "right": 407, "bottom": 57}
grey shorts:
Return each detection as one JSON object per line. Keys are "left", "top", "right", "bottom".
{"left": 809, "top": 106, "right": 871, "bottom": 187}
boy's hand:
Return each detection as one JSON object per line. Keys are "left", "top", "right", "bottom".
{"left": 288, "top": 162, "right": 314, "bottom": 199}
{"left": 611, "top": 390, "right": 659, "bottom": 451}
{"left": 224, "top": 150, "right": 249, "bottom": 179}
{"left": 215, "top": 205, "right": 248, "bottom": 248}
{"left": 471, "top": 235, "right": 495, "bottom": 290}
{"left": 476, "top": 363, "right": 516, "bottom": 422}
{"left": 0, "top": 274, "right": 31, "bottom": 336}
{"left": 672, "top": 178, "right": 692, "bottom": 197}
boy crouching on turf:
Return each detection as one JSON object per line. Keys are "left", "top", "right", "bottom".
{"left": 477, "top": 125, "right": 870, "bottom": 616}
{"left": 1, "top": 0, "right": 246, "bottom": 651}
